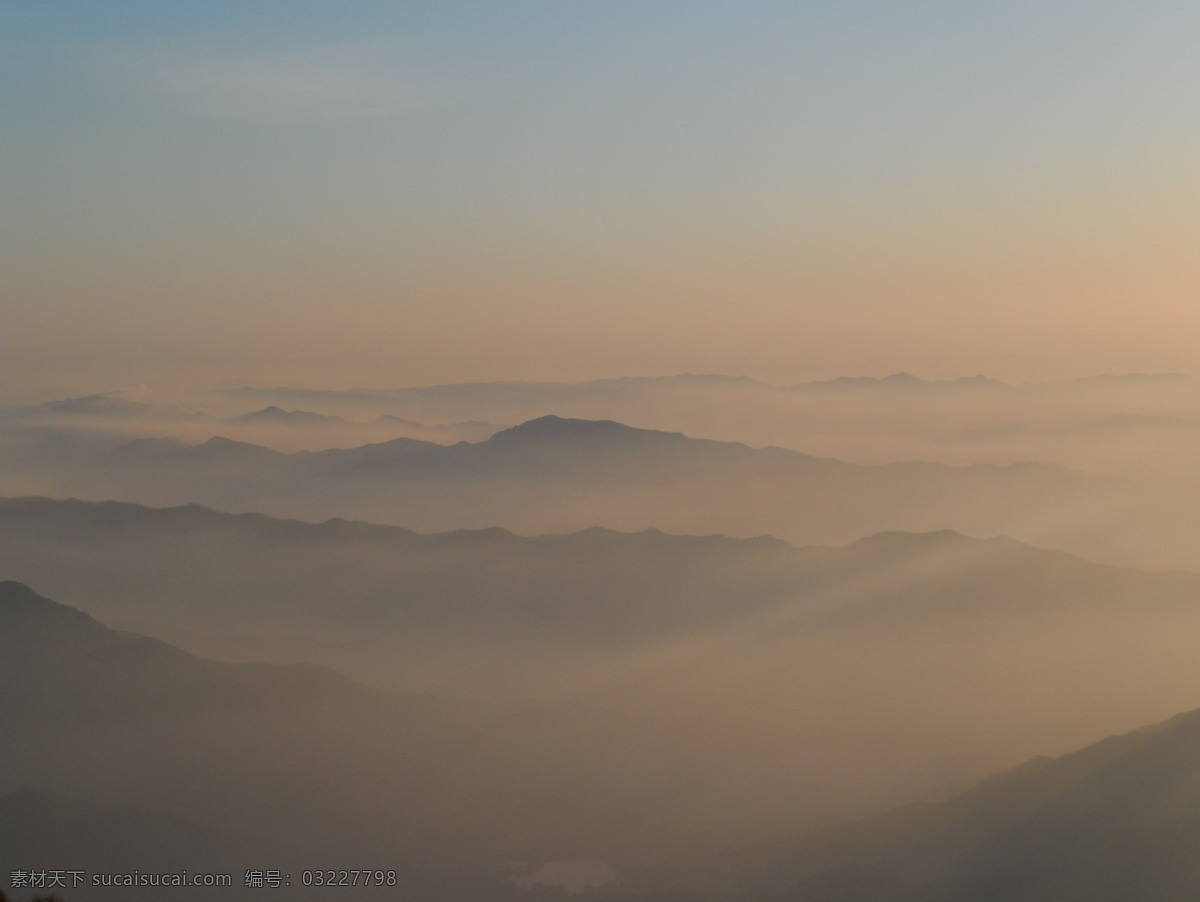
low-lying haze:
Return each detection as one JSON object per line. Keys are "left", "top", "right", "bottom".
{"left": 6, "top": 2, "right": 1200, "bottom": 900}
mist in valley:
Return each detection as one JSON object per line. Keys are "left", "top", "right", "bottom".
{"left": 6, "top": 385, "right": 1200, "bottom": 899}
{"left": 7, "top": 1, "right": 1200, "bottom": 899}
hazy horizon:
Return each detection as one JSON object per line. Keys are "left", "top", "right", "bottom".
{"left": 6, "top": 1, "right": 1200, "bottom": 397}
{"left": 6, "top": 3, "right": 1200, "bottom": 899}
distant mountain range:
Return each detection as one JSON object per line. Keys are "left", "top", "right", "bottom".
{"left": 10, "top": 377, "right": 1200, "bottom": 571}
{"left": 208, "top": 371, "right": 1197, "bottom": 434}
{"left": 15, "top": 373, "right": 1197, "bottom": 460}
{"left": 219, "top": 371, "right": 1194, "bottom": 404}
{"left": 3, "top": 494, "right": 1190, "bottom": 655}
{"left": 0, "top": 394, "right": 503, "bottom": 455}
{"left": 229, "top": 405, "right": 348, "bottom": 427}
{"left": 4, "top": 495, "right": 1200, "bottom": 818}
{"left": 4, "top": 414, "right": 1122, "bottom": 558}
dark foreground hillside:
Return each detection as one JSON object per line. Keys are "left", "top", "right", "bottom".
{"left": 7, "top": 580, "right": 1200, "bottom": 901}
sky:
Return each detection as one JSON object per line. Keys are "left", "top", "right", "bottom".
{"left": 3, "top": 1, "right": 1199, "bottom": 399}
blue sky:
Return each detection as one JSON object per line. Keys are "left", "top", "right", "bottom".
{"left": 3, "top": 1, "right": 1199, "bottom": 396}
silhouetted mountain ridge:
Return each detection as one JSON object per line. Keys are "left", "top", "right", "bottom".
{"left": 490, "top": 414, "right": 686, "bottom": 444}
{"left": 2, "top": 496, "right": 1196, "bottom": 659}
{"left": 100, "top": 413, "right": 1039, "bottom": 476}
{"left": 0, "top": 580, "right": 380, "bottom": 727}
{"left": 8, "top": 410, "right": 1120, "bottom": 548}
{"left": 230, "top": 405, "right": 347, "bottom": 426}
{"left": 771, "top": 701, "right": 1200, "bottom": 900}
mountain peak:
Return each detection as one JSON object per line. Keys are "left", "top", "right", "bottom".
{"left": 231, "top": 406, "right": 343, "bottom": 426}
{"left": 500, "top": 414, "right": 626, "bottom": 435}
{"left": 490, "top": 415, "right": 682, "bottom": 443}
{"left": 187, "top": 435, "right": 286, "bottom": 460}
